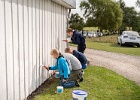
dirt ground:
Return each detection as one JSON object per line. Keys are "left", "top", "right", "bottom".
{"left": 71, "top": 46, "right": 140, "bottom": 86}
{"left": 27, "top": 76, "right": 56, "bottom": 100}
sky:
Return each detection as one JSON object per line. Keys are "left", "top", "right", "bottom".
{"left": 71, "top": 0, "right": 140, "bottom": 17}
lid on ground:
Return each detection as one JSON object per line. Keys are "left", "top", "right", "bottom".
{"left": 72, "top": 90, "right": 87, "bottom": 95}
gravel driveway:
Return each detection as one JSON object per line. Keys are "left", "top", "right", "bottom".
{"left": 70, "top": 46, "right": 140, "bottom": 86}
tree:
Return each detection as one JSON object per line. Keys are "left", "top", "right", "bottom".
{"left": 123, "top": 7, "right": 137, "bottom": 27}
{"left": 119, "top": 0, "right": 125, "bottom": 9}
{"left": 69, "top": 13, "right": 84, "bottom": 31}
{"left": 80, "top": 0, "right": 123, "bottom": 30}
{"left": 85, "top": 17, "right": 95, "bottom": 27}
{"left": 136, "top": 0, "right": 140, "bottom": 8}
{"left": 119, "top": 4, "right": 140, "bottom": 31}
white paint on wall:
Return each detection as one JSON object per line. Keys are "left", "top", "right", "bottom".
{"left": 0, "top": 0, "right": 7, "bottom": 100}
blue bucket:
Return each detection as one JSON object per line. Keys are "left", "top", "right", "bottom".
{"left": 72, "top": 90, "right": 87, "bottom": 100}
{"left": 57, "top": 86, "right": 63, "bottom": 94}
{"left": 55, "top": 72, "right": 60, "bottom": 78}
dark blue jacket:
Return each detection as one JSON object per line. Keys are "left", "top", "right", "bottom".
{"left": 71, "top": 31, "right": 85, "bottom": 45}
{"left": 73, "top": 50, "right": 87, "bottom": 65}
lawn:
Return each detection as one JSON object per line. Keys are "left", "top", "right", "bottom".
{"left": 83, "top": 27, "right": 98, "bottom": 31}
{"left": 85, "top": 35, "right": 140, "bottom": 56}
{"left": 30, "top": 66, "right": 140, "bottom": 100}
{"left": 87, "top": 35, "right": 118, "bottom": 43}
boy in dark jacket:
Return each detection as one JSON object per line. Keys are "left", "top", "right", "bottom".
{"left": 63, "top": 28, "right": 86, "bottom": 53}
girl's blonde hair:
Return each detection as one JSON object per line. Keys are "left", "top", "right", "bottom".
{"left": 50, "top": 49, "right": 59, "bottom": 55}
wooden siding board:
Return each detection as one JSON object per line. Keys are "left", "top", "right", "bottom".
{"left": 32, "top": 0, "right": 37, "bottom": 91}
{"left": 42, "top": 0, "right": 47, "bottom": 82}
{"left": 35, "top": 0, "right": 40, "bottom": 88}
{"left": 0, "top": 0, "right": 7, "bottom": 100}
{"left": 28, "top": 0, "right": 33, "bottom": 94}
{"left": 18, "top": 0, "right": 26, "bottom": 99}
{"left": 39, "top": 0, "right": 43, "bottom": 85}
{"left": 12, "top": 0, "right": 20, "bottom": 99}
{"left": 23, "top": 0, "right": 29, "bottom": 98}
{"left": 5, "top": 0, "right": 14, "bottom": 100}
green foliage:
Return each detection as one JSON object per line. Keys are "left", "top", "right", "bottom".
{"left": 69, "top": 13, "right": 84, "bottom": 31}
{"left": 119, "top": 0, "right": 140, "bottom": 32}
{"left": 33, "top": 66, "right": 140, "bottom": 100}
{"left": 85, "top": 17, "right": 95, "bottom": 27}
{"left": 83, "top": 27, "right": 98, "bottom": 31}
{"left": 80, "top": 0, "right": 123, "bottom": 30}
{"left": 119, "top": 0, "right": 125, "bottom": 9}
{"left": 136, "top": 0, "right": 140, "bottom": 8}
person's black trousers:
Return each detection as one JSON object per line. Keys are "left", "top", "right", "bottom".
{"left": 77, "top": 44, "right": 86, "bottom": 53}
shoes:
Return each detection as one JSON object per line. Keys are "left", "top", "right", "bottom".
{"left": 75, "top": 81, "right": 80, "bottom": 87}
{"left": 79, "top": 71, "right": 84, "bottom": 82}
{"left": 79, "top": 77, "right": 83, "bottom": 82}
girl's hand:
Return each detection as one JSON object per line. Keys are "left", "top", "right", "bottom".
{"left": 62, "top": 40, "right": 68, "bottom": 42}
{"left": 43, "top": 66, "right": 49, "bottom": 71}
{"left": 62, "top": 79, "right": 66, "bottom": 82}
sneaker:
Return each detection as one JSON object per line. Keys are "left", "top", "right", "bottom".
{"left": 75, "top": 81, "right": 80, "bottom": 87}
{"left": 79, "top": 72, "right": 84, "bottom": 82}
{"left": 79, "top": 77, "right": 83, "bottom": 82}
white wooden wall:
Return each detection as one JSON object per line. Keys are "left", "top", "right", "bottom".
{"left": 0, "top": 0, "right": 67, "bottom": 100}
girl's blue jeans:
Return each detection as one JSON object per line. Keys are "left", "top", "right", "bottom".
{"left": 59, "top": 76, "right": 75, "bottom": 88}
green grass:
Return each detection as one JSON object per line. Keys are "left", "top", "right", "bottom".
{"left": 33, "top": 66, "right": 140, "bottom": 100}
{"left": 87, "top": 35, "right": 118, "bottom": 43}
{"left": 84, "top": 27, "right": 98, "bottom": 31}
{"left": 85, "top": 35, "right": 140, "bottom": 56}
{"left": 86, "top": 41, "right": 140, "bottom": 56}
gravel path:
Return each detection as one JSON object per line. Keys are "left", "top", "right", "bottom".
{"left": 71, "top": 46, "right": 140, "bottom": 86}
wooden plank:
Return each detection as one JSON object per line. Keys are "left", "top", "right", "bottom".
{"left": 47, "top": 0, "right": 53, "bottom": 75}
{"left": 18, "top": 0, "right": 26, "bottom": 99}
{"left": 28, "top": 0, "right": 33, "bottom": 94}
{"left": 32, "top": 0, "right": 37, "bottom": 91}
{"left": 36, "top": 0, "right": 40, "bottom": 88}
{"left": 23, "top": 0, "right": 29, "bottom": 98}
{"left": 58, "top": 4, "right": 62, "bottom": 52}
{"left": 39, "top": 0, "right": 43, "bottom": 85}
{"left": 12, "top": 0, "right": 20, "bottom": 99}
{"left": 42, "top": 0, "right": 47, "bottom": 82}
{"left": 61, "top": 6, "right": 65, "bottom": 52}
{"left": 62, "top": 6, "right": 67, "bottom": 51}
{"left": 52, "top": 1, "right": 55, "bottom": 49}
{"left": 0, "top": 0, "right": 7, "bottom": 100}
{"left": 5, "top": 0, "right": 14, "bottom": 100}
{"left": 64, "top": 8, "right": 67, "bottom": 49}
{"left": 55, "top": 3, "right": 59, "bottom": 50}
{"left": 44, "top": 0, "right": 49, "bottom": 80}
{"left": 52, "top": 1, "right": 55, "bottom": 65}
{"left": 61, "top": 6, "right": 64, "bottom": 52}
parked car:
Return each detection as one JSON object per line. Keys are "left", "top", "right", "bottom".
{"left": 93, "top": 32, "right": 97, "bottom": 37}
{"left": 99, "top": 32, "right": 103, "bottom": 37}
{"left": 88, "top": 32, "right": 93, "bottom": 38}
{"left": 79, "top": 30, "right": 87, "bottom": 38}
{"left": 118, "top": 31, "right": 140, "bottom": 46}
{"left": 82, "top": 30, "right": 87, "bottom": 38}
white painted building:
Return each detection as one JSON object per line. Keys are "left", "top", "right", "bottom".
{"left": 0, "top": 0, "right": 76, "bottom": 100}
